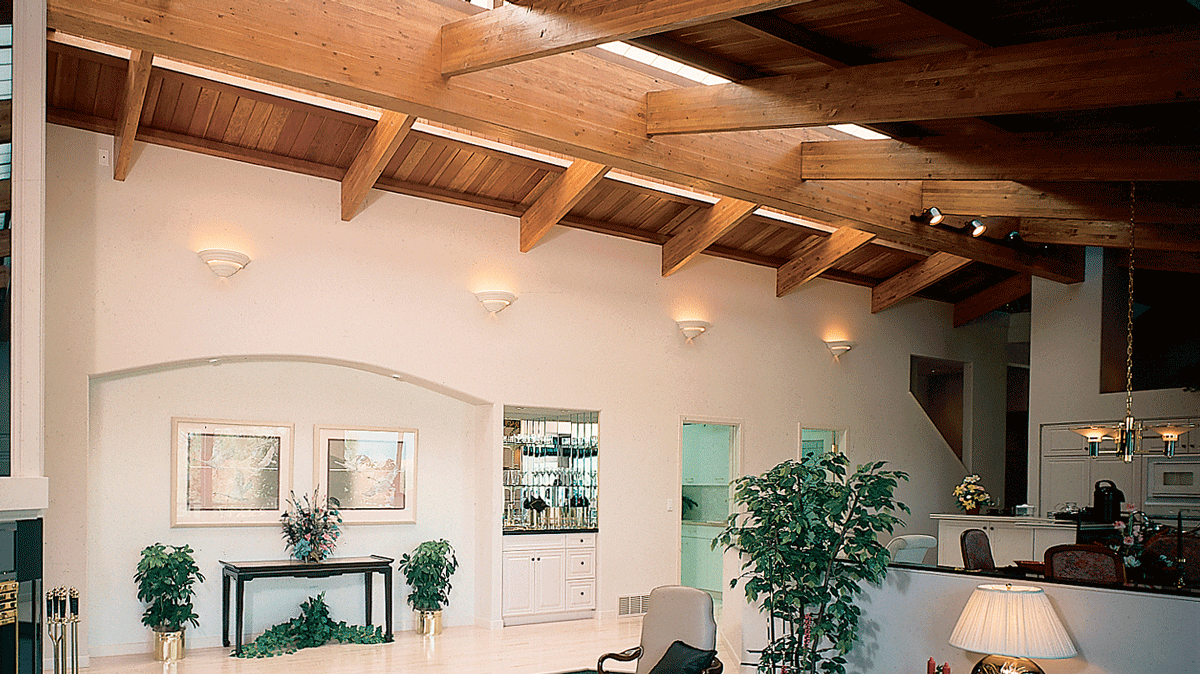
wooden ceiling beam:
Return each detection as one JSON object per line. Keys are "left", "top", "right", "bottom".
{"left": 803, "top": 137, "right": 1200, "bottom": 182}
{"left": 924, "top": 181, "right": 1200, "bottom": 225}
{"left": 662, "top": 197, "right": 758, "bottom": 276}
{"left": 732, "top": 12, "right": 875, "bottom": 68}
{"left": 520, "top": 160, "right": 610, "bottom": 252}
{"left": 646, "top": 27, "right": 1200, "bottom": 134}
{"left": 0, "top": 179, "right": 9, "bottom": 213}
{"left": 0, "top": 230, "right": 10, "bottom": 259}
{"left": 47, "top": 0, "right": 1082, "bottom": 284}
{"left": 628, "top": 34, "right": 762, "bottom": 81}
{"left": 341, "top": 112, "right": 415, "bottom": 221}
{"left": 1018, "top": 218, "right": 1200, "bottom": 253}
{"left": 440, "top": 0, "right": 806, "bottom": 76}
{"left": 113, "top": 49, "right": 153, "bottom": 181}
{"left": 776, "top": 226, "right": 874, "bottom": 297}
{"left": 952, "top": 274, "right": 1031, "bottom": 328}
{"left": 872, "top": 252, "right": 972, "bottom": 313}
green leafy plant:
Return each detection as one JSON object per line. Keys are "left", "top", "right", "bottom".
{"left": 715, "top": 452, "right": 908, "bottom": 674}
{"left": 397, "top": 539, "right": 459, "bottom": 611}
{"left": 236, "top": 593, "right": 385, "bottom": 658}
{"left": 134, "top": 543, "right": 205, "bottom": 632}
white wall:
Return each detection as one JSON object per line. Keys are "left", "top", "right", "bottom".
{"left": 44, "top": 124, "right": 1009, "bottom": 657}
{"left": 87, "top": 360, "right": 477, "bottom": 655}
{"left": 1028, "top": 249, "right": 1200, "bottom": 510}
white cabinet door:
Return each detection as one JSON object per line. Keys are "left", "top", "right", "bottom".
{"left": 534, "top": 549, "right": 566, "bottom": 614}
{"left": 988, "top": 523, "right": 1034, "bottom": 565}
{"left": 502, "top": 550, "right": 535, "bottom": 617}
{"left": 1042, "top": 455, "right": 1090, "bottom": 511}
{"left": 936, "top": 521, "right": 971, "bottom": 567}
{"left": 1032, "top": 527, "right": 1077, "bottom": 561}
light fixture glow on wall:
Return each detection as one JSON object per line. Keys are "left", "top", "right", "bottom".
{"left": 968, "top": 219, "right": 987, "bottom": 237}
{"left": 910, "top": 207, "right": 944, "bottom": 226}
{"left": 197, "top": 248, "right": 251, "bottom": 278}
{"left": 676, "top": 320, "right": 710, "bottom": 343}
{"left": 949, "top": 584, "right": 1076, "bottom": 674}
{"left": 475, "top": 290, "right": 517, "bottom": 314}
{"left": 824, "top": 340, "right": 854, "bottom": 359}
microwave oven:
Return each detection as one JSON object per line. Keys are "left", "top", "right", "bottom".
{"left": 1145, "top": 459, "right": 1200, "bottom": 504}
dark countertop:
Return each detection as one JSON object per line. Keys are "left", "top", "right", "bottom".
{"left": 503, "top": 527, "right": 598, "bottom": 535}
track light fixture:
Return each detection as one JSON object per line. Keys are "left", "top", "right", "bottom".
{"left": 968, "top": 219, "right": 987, "bottom": 237}
{"left": 910, "top": 207, "right": 944, "bottom": 226}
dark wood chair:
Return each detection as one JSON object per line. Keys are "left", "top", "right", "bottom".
{"left": 598, "top": 585, "right": 722, "bottom": 674}
{"left": 960, "top": 528, "right": 995, "bottom": 570}
{"left": 1044, "top": 543, "right": 1127, "bottom": 584}
{"left": 1142, "top": 531, "right": 1200, "bottom": 587}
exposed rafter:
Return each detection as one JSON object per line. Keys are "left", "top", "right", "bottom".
{"left": 46, "top": 0, "right": 1087, "bottom": 285}
{"left": 440, "top": 0, "right": 805, "bottom": 76}
{"left": 802, "top": 137, "right": 1200, "bottom": 182}
{"left": 662, "top": 198, "right": 758, "bottom": 276}
{"left": 1018, "top": 218, "right": 1200, "bottom": 253}
{"left": 520, "top": 160, "right": 610, "bottom": 252}
{"left": 925, "top": 181, "right": 1200, "bottom": 225}
{"left": 0, "top": 179, "right": 9, "bottom": 212}
{"left": 872, "top": 252, "right": 972, "bottom": 314}
{"left": 113, "top": 49, "right": 153, "bottom": 181}
{"left": 341, "top": 112, "right": 415, "bottom": 221}
{"left": 645, "top": 27, "right": 1200, "bottom": 135}
{"left": 952, "top": 274, "right": 1031, "bottom": 328}
{"left": 776, "top": 226, "right": 875, "bottom": 297}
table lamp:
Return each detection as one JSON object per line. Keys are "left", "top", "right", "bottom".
{"left": 948, "top": 584, "right": 1076, "bottom": 674}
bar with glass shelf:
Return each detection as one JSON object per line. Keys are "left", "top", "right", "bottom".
{"left": 503, "top": 407, "right": 598, "bottom": 533}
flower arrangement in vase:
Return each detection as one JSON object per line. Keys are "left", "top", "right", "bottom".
{"left": 281, "top": 491, "right": 342, "bottom": 562}
{"left": 953, "top": 475, "right": 993, "bottom": 514}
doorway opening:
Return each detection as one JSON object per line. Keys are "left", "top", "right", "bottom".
{"left": 680, "top": 421, "right": 736, "bottom": 621}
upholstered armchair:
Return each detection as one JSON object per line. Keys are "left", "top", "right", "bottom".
{"left": 598, "top": 585, "right": 722, "bottom": 674}
{"left": 886, "top": 534, "right": 937, "bottom": 564}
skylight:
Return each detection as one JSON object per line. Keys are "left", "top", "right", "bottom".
{"left": 0, "top": 24, "right": 11, "bottom": 181}
{"left": 598, "top": 42, "right": 731, "bottom": 86}
{"left": 829, "top": 124, "right": 889, "bottom": 140}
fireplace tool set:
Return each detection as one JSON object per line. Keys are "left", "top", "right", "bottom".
{"left": 46, "top": 587, "right": 80, "bottom": 674}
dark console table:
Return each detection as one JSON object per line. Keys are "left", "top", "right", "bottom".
{"left": 220, "top": 555, "right": 394, "bottom": 655}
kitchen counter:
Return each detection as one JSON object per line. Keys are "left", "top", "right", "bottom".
{"left": 930, "top": 514, "right": 1078, "bottom": 566}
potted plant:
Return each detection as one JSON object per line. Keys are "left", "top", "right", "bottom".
{"left": 397, "top": 539, "right": 458, "bottom": 635}
{"left": 134, "top": 543, "right": 205, "bottom": 660}
{"left": 716, "top": 452, "right": 908, "bottom": 674}
{"left": 953, "top": 474, "right": 993, "bottom": 514}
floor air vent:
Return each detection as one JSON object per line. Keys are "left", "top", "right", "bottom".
{"left": 618, "top": 594, "right": 651, "bottom": 616}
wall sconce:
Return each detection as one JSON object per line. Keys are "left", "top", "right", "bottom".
{"left": 824, "top": 340, "right": 854, "bottom": 359}
{"left": 197, "top": 248, "right": 251, "bottom": 278}
{"left": 967, "top": 219, "right": 987, "bottom": 237}
{"left": 910, "top": 207, "right": 944, "bottom": 226}
{"left": 475, "top": 290, "right": 517, "bottom": 314}
{"left": 676, "top": 320, "right": 710, "bottom": 343}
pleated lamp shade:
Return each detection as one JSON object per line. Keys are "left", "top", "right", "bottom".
{"left": 949, "top": 584, "right": 1076, "bottom": 660}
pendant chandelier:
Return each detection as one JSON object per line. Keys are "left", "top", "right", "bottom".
{"left": 1072, "top": 183, "right": 1193, "bottom": 462}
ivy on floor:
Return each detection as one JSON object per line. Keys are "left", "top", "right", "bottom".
{"left": 235, "top": 593, "right": 387, "bottom": 658}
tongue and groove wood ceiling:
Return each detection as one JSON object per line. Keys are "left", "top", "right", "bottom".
{"left": 43, "top": 0, "right": 1200, "bottom": 326}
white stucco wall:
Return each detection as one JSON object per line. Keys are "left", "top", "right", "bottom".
{"left": 45, "top": 124, "right": 1009, "bottom": 657}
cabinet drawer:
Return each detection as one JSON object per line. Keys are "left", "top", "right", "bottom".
{"left": 566, "top": 580, "right": 595, "bottom": 609}
{"left": 566, "top": 533, "right": 596, "bottom": 548}
{"left": 567, "top": 549, "right": 595, "bottom": 578}
{"left": 504, "top": 534, "right": 566, "bottom": 551}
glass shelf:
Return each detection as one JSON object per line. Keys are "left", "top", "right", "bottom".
{"left": 503, "top": 408, "right": 598, "bottom": 531}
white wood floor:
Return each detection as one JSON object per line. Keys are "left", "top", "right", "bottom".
{"left": 82, "top": 617, "right": 738, "bottom": 674}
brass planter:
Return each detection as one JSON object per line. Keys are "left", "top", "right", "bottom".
{"left": 415, "top": 609, "right": 442, "bottom": 635}
{"left": 152, "top": 628, "right": 186, "bottom": 661}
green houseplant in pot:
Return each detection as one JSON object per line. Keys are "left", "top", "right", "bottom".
{"left": 134, "top": 543, "right": 205, "bottom": 660}
{"left": 397, "top": 539, "right": 458, "bottom": 635}
{"left": 715, "top": 451, "right": 908, "bottom": 674}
